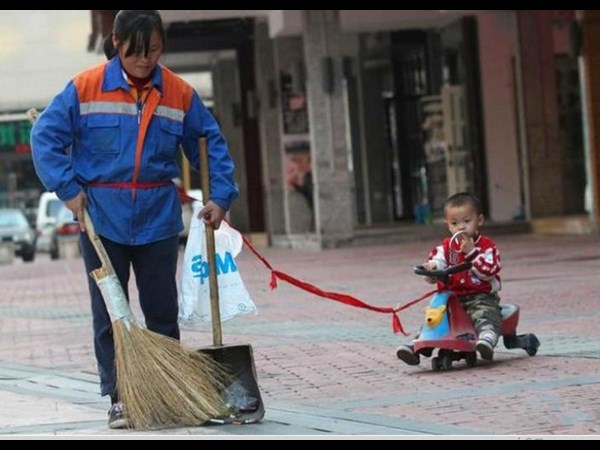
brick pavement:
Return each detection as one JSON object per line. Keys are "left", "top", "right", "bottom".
{"left": 0, "top": 233, "right": 599, "bottom": 436}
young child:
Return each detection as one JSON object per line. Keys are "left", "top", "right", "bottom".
{"left": 397, "top": 192, "right": 502, "bottom": 365}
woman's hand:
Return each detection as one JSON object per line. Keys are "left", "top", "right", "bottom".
{"left": 65, "top": 191, "right": 88, "bottom": 232}
{"left": 198, "top": 201, "right": 227, "bottom": 229}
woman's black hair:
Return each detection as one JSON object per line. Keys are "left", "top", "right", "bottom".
{"left": 103, "top": 10, "right": 164, "bottom": 60}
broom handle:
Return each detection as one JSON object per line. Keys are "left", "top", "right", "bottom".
{"left": 83, "top": 210, "right": 116, "bottom": 277}
{"left": 199, "top": 137, "right": 223, "bottom": 347}
{"left": 83, "top": 209, "right": 135, "bottom": 323}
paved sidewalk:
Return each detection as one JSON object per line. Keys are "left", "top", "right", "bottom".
{"left": 0, "top": 233, "right": 599, "bottom": 436}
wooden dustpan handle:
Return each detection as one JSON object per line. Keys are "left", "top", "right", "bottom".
{"left": 199, "top": 137, "right": 223, "bottom": 347}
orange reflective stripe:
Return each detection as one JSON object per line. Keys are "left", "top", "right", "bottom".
{"left": 132, "top": 88, "right": 162, "bottom": 199}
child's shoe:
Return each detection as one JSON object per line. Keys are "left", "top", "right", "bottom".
{"left": 396, "top": 344, "right": 420, "bottom": 366}
{"left": 476, "top": 331, "right": 498, "bottom": 361}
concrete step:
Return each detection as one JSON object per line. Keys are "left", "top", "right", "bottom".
{"left": 351, "top": 221, "right": 531, "bottom": 247}
{"left": 531, "top": 215, "right": 592, "bottom": 235}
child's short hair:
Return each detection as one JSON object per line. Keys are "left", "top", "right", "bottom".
{"left": 445, "top": 192, "right": 482, "bottom": 215}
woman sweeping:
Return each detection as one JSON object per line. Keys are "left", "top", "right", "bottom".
{"left": 31, "top": 10, "right": 238, "bottom": 429}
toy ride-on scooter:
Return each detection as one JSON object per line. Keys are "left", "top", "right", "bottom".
{"left": 398, "top": 262, "right": 540, "bottom": 371}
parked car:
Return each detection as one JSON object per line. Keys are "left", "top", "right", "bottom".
{"left": 49, "top": 205, "right": 81, "bottom": 260}
{"left": 35, "top": 192, "right": 63, "bottom": 253}
{"left": 0, "top": 209, "right": 36, "bottom": 262}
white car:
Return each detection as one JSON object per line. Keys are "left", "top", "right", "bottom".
{"left": 35, "top": 192, "right": 63, "bottom": 253}
{"left": 0, "top": 209, "right": 36, "bottom": 262}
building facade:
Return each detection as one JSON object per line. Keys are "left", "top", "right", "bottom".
{"left": 0, "top": 11, "right": 105, "bottom": 218}
{"left": 150, "top": 10, "right": 598, "bottom": 247}
{"left": 2, "top": 10, "right": 598, "bottom": 246}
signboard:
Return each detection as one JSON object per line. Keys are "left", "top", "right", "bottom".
{"left": 0, "top": 120, "right": 33, "bottom": 155}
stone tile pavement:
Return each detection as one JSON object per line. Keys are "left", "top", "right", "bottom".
{"left": 0, "top": 233, "right": 599, "bottom": 436}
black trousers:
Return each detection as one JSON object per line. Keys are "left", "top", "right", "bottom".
{"left": 80, "top": 232, "right": 180, "bottom": 397}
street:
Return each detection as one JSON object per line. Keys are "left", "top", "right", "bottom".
{"left": 0, "top": 233, "right": 599, "bottom": 436}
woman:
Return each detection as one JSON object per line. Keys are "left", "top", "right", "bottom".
{"left": 31, "top": 10, "right": 238, "bottom": 429}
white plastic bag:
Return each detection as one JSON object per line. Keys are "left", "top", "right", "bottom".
{"left": 179, "top": 204, "right": 257, "bottom": 327}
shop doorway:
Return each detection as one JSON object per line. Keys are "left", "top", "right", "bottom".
{"left": 385, "top": 17, "right": 486, "bottom": 222}
{"left": 439, "top": 16, "right": 488, "bottom": 214}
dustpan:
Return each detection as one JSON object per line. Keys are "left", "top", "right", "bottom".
{"left": 197, "top": 137, "right": 265, "bottom": 424}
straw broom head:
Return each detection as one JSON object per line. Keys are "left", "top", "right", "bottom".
{"left": 89, "top": 247, "right": 227, "bottom": 430}
{"left": 114, "top": 320, "right": 228, "bottom": 429}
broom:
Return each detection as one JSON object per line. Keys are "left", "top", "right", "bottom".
{"left": 28, "top": 109, "right": 225, "bottom": 429}
{"left": 83, "top": 204, "right": 226, "bottom": 429}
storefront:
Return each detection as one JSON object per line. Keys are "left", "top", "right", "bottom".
{"left": 85, "top": 10, "right": 599, "bottom": 246}
{"left": 0, "top": 114, "right": 43, "bottom": 223}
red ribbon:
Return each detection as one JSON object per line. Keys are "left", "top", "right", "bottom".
{"left": 181, "top": 192, "right": 435, "bottom": 335}
{"left": 238, "top": 228, "right": 438, "bottom": 336}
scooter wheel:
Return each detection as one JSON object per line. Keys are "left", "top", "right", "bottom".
{"left": 441, "top": 354, "right": 453, "bottom": 370}
{"left": 432, "top": 357, "right": 442, "bottom": 372}
{"left": 466, "top": 352, "right": 477, "bottom": 367}
{"left": 526, "top": 346, "right": 538, "bottom": 357}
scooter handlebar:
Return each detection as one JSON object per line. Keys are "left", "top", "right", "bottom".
{"left": 413, "top": 262, "right": 473, "bottom": 280}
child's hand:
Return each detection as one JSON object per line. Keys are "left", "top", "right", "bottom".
{"left": 457, "top": 233, "right": 475, "bottom": 254}
{"left": 422, "top": 262, "right": 437, "bottom": 284}
{"left": 422, "top": 262, "right": 437, "bottom": 271}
